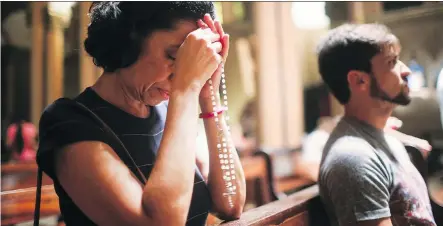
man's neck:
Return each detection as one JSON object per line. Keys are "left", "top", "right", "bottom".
{"left": 344, "top": 103, "right": 392, "bottom": 130}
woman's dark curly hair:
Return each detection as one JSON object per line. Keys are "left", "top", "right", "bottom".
{"left": 84, "top": 1, "right": 215, "bottom": 72}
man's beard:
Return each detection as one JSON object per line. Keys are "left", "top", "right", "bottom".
{"left": 369, "top": 75, "right": 411, "bottom": 106}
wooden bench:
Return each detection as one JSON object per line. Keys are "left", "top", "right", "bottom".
{"left": 268, "top": 148, "right": 316, "bottom": 195}
{"left": 1, "top": 162, "right": 60, "bottom": 225}
{"left": 242, "top": 151, "right": 280, "bottom": 207}
{"left": 220, "top": 185, "right": 329, "bottom": 226}
{"left": 1, "top": 185, "right": 60, "bottom": 225}
{"left": 2, "top": 162, "right": 54, "bottom": 191}
{"left": 241, "top": 149, "right": 314, "bottom": 205}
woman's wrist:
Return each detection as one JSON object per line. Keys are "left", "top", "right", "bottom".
{"left": 171, "top": 87, "right": 200, "bottom": 100}
{"left": 199, "top": 94, "right": 222, "bottom": 113}
{"left": 169, "top": 89, "right": 200, "bottom": 110}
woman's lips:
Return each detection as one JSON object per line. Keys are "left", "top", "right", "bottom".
{"left": 158, "top": 89, "right": 170, "bottom": 99}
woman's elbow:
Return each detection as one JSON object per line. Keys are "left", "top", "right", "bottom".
{"left": 142, "top": 193, "right": 190, "bottom": 225}
{"left": 216, "top": 208, "right": 243, "bottom": 221}
{"left": 229, "top": 206, "right": 244, "bottom": 220}
{"left": 215, "top": 198, "right": 246, "bottom": 221}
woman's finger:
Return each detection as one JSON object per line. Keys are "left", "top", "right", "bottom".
{"left": 197, "top": 19, "right": 208, "bottom": 29}
{"left": 214, "top": 20, "right": 224, "bottom": 40}
{"left": 203, "top": 14, "right": 217, "bottom": 32}
{"left": 221, "top": 34, "right": 230, "bottom": 62}
{"left": 215, "top": 20, "right": 225, "bottom": 37}
{"left": 209, "top": 41, "right": 222, "bottom": 54}
{"left": 201, "top": 28, "right": 221, "bottom": 42}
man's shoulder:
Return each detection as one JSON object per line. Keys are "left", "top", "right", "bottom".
{"left": 323, "top": 120, "right": 377, "bottom": 159}
{"left": 320, "top": 129, "right": 391, "bottom": 179}
{"left": 323, "top": 119, "right": 379, "bottom": 156}
{"left": 319, "top": 136, "right": 392, "bottom": 197}
{"left": 322, "top": 136, "right": 378, "bottom": 168}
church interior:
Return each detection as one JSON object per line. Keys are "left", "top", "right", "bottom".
{"left": 1, "top": 1, "right": 443, "bottom": 226}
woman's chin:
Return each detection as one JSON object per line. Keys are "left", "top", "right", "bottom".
{"left": 143, "top": 91, "right": 165, "bottom": 106}
{"left": 145, "top": 98, "right": 167, "bottom": 106}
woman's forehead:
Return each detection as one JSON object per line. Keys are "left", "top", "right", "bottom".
{"left": 140, "top": 20, "right": 198, "bottom": 55}
{"left": 149, "top": 20, "right": 198, "bottom": 47}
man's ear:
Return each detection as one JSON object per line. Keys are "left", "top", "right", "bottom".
{"left": 347, "top": 70, "right": 369, "bottom": 91}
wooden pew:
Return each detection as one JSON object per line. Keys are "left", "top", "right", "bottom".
{"left": 256, "top": 148, "right": 315, "bottom": 195}
{"left": 1, "top": 162, "right": 60, "bottom": 225}
{"left": 238, "top": 151, "right": 279, "bottom": 211}
{"left": 239, "top": 148, "right": 315, "bottom": 207}
{"left": 220, "top": 185, "right": 329, "bottom": 226}
{"left": 2, "top": 162, "right": 54, "bottom": 191}
{"left": 1, "top": 162, "right": 39, "bottom": 173}
{"left": 269, "top": 148, "right": 316, "bottom": 194}
{"left": 1, "top": 185, "right": 60, "bottom": 225}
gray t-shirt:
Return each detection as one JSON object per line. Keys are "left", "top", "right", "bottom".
{"left": 319, "top": 117, "right": 436, "bottom": 226}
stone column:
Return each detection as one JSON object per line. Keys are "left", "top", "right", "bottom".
{"left": 279, "top": 2, "right": 304, "bottom": 148}
{"left": 30, "top": 2, "right": 45, "bottom": 125}
{"left": 362, "top": 2, "right": 383, "bottom": 23}
{"left": 252, "top": 2, "right": 304, "bottom": 150}
{"left": 349, "top": 2, "right": 384, "bottom": 23}
{"left": 79, "top": 2, "right": 98, "bottom": 91}
{"left": 46, "top": 12, "right": 66, "bottom": 105}
{"left": 348, "top": 2, "right": 366, "bottom": 24}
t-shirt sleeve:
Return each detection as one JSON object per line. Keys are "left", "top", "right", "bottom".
{"left": 36, "top": 102, "right": 109, "bottom": 181}
{"left": 323, "top": 142, "right": 392, "bottom": 224}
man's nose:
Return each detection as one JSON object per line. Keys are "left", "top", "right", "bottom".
{"left": 399, "top": 61, "right": 411, "bottom": 78}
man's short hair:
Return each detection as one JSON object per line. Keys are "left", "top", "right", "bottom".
{"left": 316, "top": 23, "right": 399, "bottom": 104}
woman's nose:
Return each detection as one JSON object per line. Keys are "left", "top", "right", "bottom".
{"left": 168, "top": 74, "right": 174, "bottom": 81}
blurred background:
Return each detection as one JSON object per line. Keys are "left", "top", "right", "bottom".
{"left": 1, "top": 1, "right": 443, "bottom": 226}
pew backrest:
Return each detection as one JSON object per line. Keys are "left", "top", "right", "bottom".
{"left": 221, "top": 185, "right": 330, "bottom": 226}
{"left": 241, "top": 151, "right": 280, "bottom": 207}
{"left": 1, "top": 162, "right": 54, "bottom": 191}
{"left": 1, "top": 185, "right": 60, "bottom": 225}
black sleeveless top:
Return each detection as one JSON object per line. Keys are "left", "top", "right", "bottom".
{"left": 36, "top": 87, "right": 212, "bottom": 226}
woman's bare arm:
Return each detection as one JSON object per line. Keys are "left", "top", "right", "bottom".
{"left": 55, "top": 91, "right": 200, "bottom": 226}
{"left": 200, "top": 97, "right": 247, "bottom": 220}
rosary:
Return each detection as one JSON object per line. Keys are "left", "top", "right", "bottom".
{"left": 207, "top": 63, "right": 237, "bottom": 208}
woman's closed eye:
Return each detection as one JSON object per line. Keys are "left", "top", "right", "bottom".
{"left": 167, "top": 54, "right": 176, "bottom": 61}
{"left": 166, "top": 47, "right": 179, "bottom": 61}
